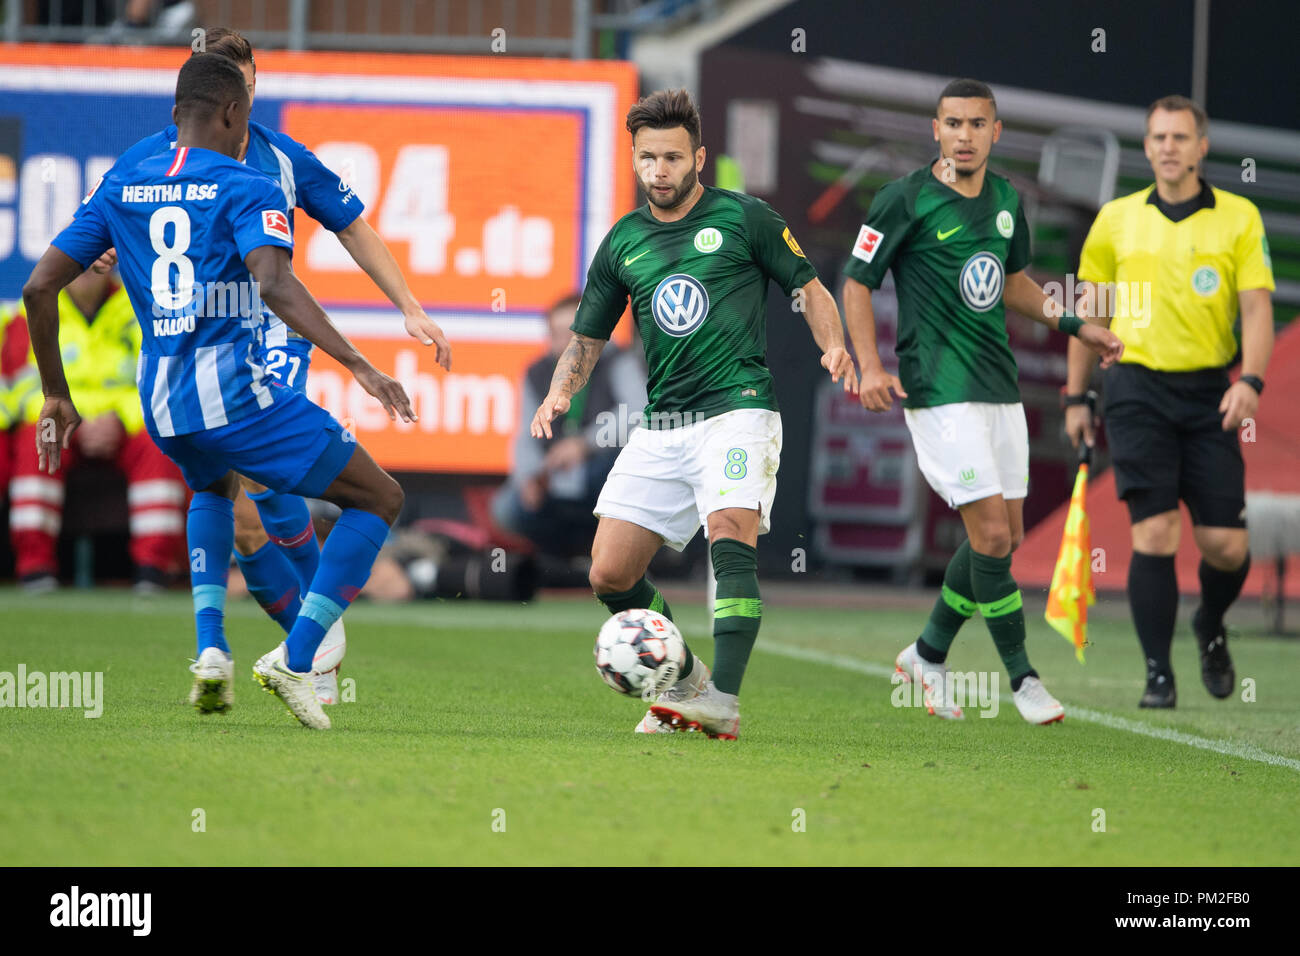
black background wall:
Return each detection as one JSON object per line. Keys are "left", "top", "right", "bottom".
{"left": 721, "top": 0, "right": 1298, "bottom": 130}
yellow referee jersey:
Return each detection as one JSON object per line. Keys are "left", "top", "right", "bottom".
{"left": 1078, "top": 183, "right": 1274, "bottom": 371}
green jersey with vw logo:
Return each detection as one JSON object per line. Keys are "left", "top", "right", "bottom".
{"left": 572, "top": 186, "right": 816, "bottom": 426}
{"left": 842, "top": 164, "right": 1030, "bottom": 408}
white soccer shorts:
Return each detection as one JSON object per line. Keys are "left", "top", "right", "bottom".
{"left": 903, "top": 402, "right": 1029, "bottom": 509}
{"left": 594, "top": 408, "right": 782, "bottom": 551}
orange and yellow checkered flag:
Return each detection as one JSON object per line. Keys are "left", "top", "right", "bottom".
{"left": 1045, "top": 461, "right": 1095, "bottom": 662}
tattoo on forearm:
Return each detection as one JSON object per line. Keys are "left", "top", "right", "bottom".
{"left": 549, "top": 334, "right": 603, "bottom": 398}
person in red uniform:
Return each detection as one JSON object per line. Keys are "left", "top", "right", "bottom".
{"left": 0, "top": 304, "right": 34, "bottom": 528}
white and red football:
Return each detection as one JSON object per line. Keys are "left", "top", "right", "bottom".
{"left": 593, "top": 609, "right": 686, "bottom": 698}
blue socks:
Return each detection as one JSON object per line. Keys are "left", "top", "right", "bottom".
{"left": 283, "top": 509, "right": 391, "bottom": 673}
{"left": 188, "top": 492, "right": 235, "bottom": 656}
{"left": 234, "top": 541, "right": 301, "bottom": 633}
{"left": 248, "top": 489, "right": 320, "bottom": 597}
{"left": 190, "top": 492, "right": 386, "bottom": 671}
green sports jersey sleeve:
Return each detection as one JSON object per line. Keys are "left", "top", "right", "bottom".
{"left": 571, "top": 233, "right": 628, "bottom": 340}
{"left": 744, "top": 198, "right": 817, "bottom": 295}
{"left": 1006, "top": 201, "right": 1031, "bottom": 273}
{"left": 841, "top": 181, "right": 912, "bottom": 289}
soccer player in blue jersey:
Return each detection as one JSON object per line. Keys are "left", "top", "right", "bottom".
{"left": 24, "top": 54, "right": 412, "bottom": 730}
{"left": 90, "top": 29, "right": 451, "bottom": 705}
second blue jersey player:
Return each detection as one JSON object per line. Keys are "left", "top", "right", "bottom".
{"left": 27, "top": 53, "right": 413, "bottom": 729}
{"left": 89, "top": 29, "right": 452, "bottom": 705}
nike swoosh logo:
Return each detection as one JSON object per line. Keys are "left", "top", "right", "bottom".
{"left": 937, "top": 226, "right": 962, "bottom": 240}
{"left": 624, "top": 250, "right": 651, "bottom": 267}
{"left": 987, "top": 595, "right": 1019, "bottom": 615}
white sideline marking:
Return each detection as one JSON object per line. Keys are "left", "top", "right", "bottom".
{"left": 1064, "top": 706, "right": 1300, "bottom": 773}
{"left": 758, "top": 641, "right": 1300, "bottom": 774}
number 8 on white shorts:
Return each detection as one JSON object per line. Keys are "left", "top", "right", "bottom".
{"left": 594, "top": 408, "right": 783, "bottom": 552}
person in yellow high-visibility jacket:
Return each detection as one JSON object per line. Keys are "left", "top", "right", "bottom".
{"left": 3, "top": 267, "right": 186, "bottom": 591}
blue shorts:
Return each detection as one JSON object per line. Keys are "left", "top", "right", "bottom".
{"left": 152, "top": 388, "right": 356, "bottom": 497}
{"left": 256, "top": 338, "right": 313, "bottom": 395}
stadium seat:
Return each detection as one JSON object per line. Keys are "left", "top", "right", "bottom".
{"left": 1039, "top": 127, "right": 1120, "bottom": 209}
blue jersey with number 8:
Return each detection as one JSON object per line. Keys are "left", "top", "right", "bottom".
{"left": 97, "top": 120, "right": 365, "bottom": 395}
{"left": 52, "top": 146, "right": 294, "bottom": 437}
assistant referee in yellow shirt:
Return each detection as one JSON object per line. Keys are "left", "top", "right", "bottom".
{"left": 1065, "top": 95, "right": 1275, "bottom": 709}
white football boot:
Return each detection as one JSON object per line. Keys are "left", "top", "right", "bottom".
{"left": 311, "top": 619, "right": 347, "bottom": 706}
{"left": 188, "top": 646, "right": 234, "bottom": 714}
{"left": 894, "top": 641, "right": 964, "bottom": 720}
{"left": 253, "top": 643, "right": 331, "bottom": 730}
{"left": 1013, "top": 675, "right": 1065, "bottom": 725}
{"left": 650, "top": 678, "right": 740, "bottom": 740}
{"left": 635, "top": 657, "right": 710, "bottom": 734}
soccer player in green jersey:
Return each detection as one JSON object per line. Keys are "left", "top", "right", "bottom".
{"left": 841, "top": 78, "right": 1123, "bottom": 724}
{"left": 531, "top": 89, "right": 858, "bottom": 739}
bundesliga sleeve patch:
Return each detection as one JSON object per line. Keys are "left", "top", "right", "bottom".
{"left": 782, "top": 226, "right": 806, "bottom": 258}
{"left": 262, "top": 210, "right": 291, "bottom": 242}
{"left": 852, "top": 224, "right": 884, "bottom": 263}
{"left": 80, "top": 176, "right": 103, "bottom": 205}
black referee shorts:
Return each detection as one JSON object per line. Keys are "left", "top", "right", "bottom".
{"left": 1101, "top": 363, "right": 1246, "bottom": 528}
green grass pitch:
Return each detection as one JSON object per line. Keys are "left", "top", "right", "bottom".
{"left": 1, "top": 586, "right": 1296, "bottom": 866}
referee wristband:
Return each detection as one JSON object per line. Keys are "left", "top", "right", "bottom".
{"left": 1058, "top": 313, "right": 1084, "bottom": 337}
{"left": 1239, "top": 374, "right": 1265, "bottom": 395}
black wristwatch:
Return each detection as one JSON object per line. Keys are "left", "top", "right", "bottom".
{"left": 1062, "top": 393, "right": 1090, "bottom": 408}
{"left": 1239, "top": 374, "right": 1265, "bottom": 395}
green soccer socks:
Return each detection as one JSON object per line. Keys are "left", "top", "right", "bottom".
{"left": 970, "top": 548, "right": 1035, "bottom": 688}
{"left": 710, "top": 538, "right": 762, "bottom": 696}
{"left": 918, "top": 540, "right": 975, "bottom": 662}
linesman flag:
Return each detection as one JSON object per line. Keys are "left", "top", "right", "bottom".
{"left": 1046, "top": 449, "right": 1096, "bottom": 663}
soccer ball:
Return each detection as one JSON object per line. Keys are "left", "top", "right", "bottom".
{"left": 594, "top": 609, "right": 686, "bottom": 698}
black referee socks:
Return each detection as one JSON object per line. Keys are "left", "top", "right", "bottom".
{"left": 1195, "top": 554, "right": 1251, "bottom": 637}
{"left": 1129, "top": 551, "right": 1179, "bottom": 672}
